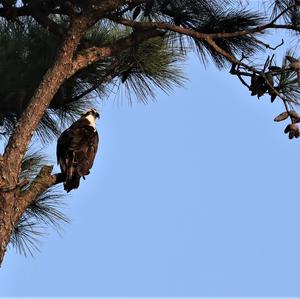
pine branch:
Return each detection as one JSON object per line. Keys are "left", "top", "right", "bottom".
{"left": 15, "top": 166, "right": 64, "bottom": 224}
{"left": 72, "top": 28, "right": 164, "bottom": 73}
{"left": 11, "top": 186, "right": 69, "bottom": 256}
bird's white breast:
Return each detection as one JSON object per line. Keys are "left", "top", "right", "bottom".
{"left": 85, "top": 115, "right": 96, "bottom": 130}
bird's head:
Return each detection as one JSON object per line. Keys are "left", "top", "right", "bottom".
{"left": 81, "top": 108, "right": 100, "bottom": 119}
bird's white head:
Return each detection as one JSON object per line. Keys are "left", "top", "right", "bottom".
{"left": 81, "top": 108, "right": 100, "bottom": 129}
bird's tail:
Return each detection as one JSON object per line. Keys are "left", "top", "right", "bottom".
{"left": 64, "top": 164, "right": 81, "bottom": 193}
{"left": 64, "top": 178, "right": 80, "bottom": 193}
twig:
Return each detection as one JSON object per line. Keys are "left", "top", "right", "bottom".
{"left": 254, "top": 38, "right": 284, "bottom": 50}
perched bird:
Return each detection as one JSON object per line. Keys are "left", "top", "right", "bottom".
{"left": 57, "top": 108, "right": 100, "bottom": 192}
{"left": 286, "top": 55, "right": 300, "bottom": 86}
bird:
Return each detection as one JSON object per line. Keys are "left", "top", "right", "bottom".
{"left": 56, "top": 108, "right": 100, "bottom": 192}
{"left": 286, "top": 55, "right": 300, "bottom": 86}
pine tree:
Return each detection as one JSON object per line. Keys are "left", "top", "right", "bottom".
{"left": 0, "top": 0, "right": 300, "bottom": 265}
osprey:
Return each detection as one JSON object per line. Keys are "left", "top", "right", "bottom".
{"left": 57, "top": 108, "right": 100, "bottom": 192}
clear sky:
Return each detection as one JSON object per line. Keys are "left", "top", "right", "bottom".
{"left": 1, "top": 53, "right": 300, "bottom": 296}
{"left": 2, "top": 5, "right": 300, "bottom": 294}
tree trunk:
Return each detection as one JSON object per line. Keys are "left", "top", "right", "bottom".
{"left": 0, "top": 17, "right": 88, "bottom": 266}
{"left": 0, "top": 191, "right": 16, "bottom": 265}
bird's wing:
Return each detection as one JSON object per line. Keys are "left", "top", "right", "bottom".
{"left": 56, "top": 128, "right": 72, "bottom": 169}
{"left": 76, "top": 130, "right": 99, "bottom": 176}
{"left": 68, "top": 126, "right": 86, "bottom": 151}
{"left": 86, "top": 131, "right": 99, "bottom": 170}
{"left": 56, "top": 122, "right": 86, "bottom": 170}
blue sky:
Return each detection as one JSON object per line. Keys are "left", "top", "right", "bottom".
{"left": 2, "top": 2, "right": 300, "bottom": 293}
{"left": 1, "top": 52, "right": 300, "bottom": 296}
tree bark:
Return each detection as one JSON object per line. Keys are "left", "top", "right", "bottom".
{"left": 0, "top": 191, "right": 16, "bottom": 265}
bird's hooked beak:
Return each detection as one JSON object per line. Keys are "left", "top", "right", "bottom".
{"left": 95, "top": 111, "right": 100, "bottom": 119}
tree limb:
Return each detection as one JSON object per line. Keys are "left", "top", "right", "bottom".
{"left": 32, "top": 13, "right": 66, "bottom": 37}
{"left": 72, "top": 28, "right": 164, "bottom": 73}
{"left": 108, "top": 8, "right": 300, "bottom": 40}
{"left": 14, "top": 166, "right": 64, "bottom": 226}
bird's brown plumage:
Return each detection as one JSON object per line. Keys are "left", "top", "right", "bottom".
{"left": 57, "top": 110, "right": 99, "bottom": 192}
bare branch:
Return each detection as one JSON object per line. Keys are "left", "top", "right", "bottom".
{"left": 254, "top": 38, "right": 284, "bottom": 50}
